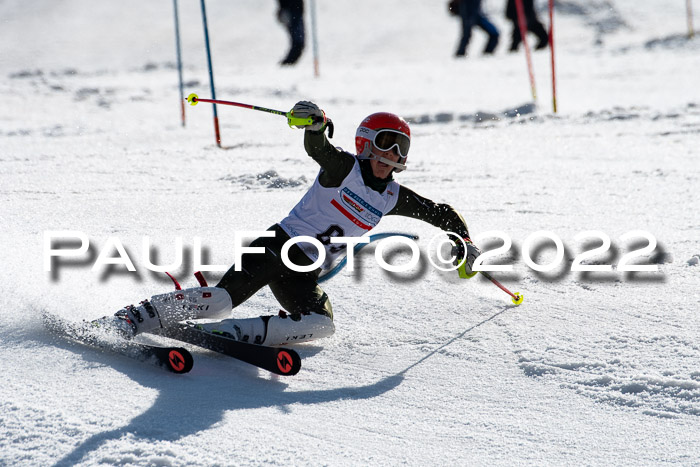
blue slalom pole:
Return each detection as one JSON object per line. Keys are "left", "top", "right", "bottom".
{"left": 199, "top": 0, "right": 221, "bottom": 146}
{"left": 173, "top": 0, "right": 185, "bottom": 126}
{"left": 318, "top": 232, "right": 419, "bottom": 283}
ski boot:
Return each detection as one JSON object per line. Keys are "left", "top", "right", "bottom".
{"left": 196, "top": 310, "right": 335, "bottom": 346}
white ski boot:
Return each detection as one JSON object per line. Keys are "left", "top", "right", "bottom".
{"left": 113, "top": 287, "right": 233, "bottom": 337}
{"left": 197, "top": 310, "right": 335, "bottom": 346}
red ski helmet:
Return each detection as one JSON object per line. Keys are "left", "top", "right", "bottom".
{"left": 355, "top": 112, "right": 411, "bottom": 173}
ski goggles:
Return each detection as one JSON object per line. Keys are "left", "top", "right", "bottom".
{"left": 372, "top": 129, "right": 410, "bottom": 158}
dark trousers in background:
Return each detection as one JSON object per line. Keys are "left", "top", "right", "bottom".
{"left": 506, "top": 0, "right": 549, "bottom": 51}
{"left": 456, "top": 0, "right": 500, "bottom": 56}
{"left": 281, "top": 12, "right": 305, "bottom": 65}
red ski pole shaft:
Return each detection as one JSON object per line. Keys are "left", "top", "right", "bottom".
{"left": 186, "top": 93, "right": 325, "bottom": 130}
{"left": 480, "top": 272, "right": 516, "bottom": 298}
{"left": 480, "top": 272, "right": 524, "bottom": 305}
{"left": 188, "top": 96, "right": 287, "bottom": 117}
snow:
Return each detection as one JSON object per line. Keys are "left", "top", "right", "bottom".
{"left": 1, "top": 0, "right": 699, "bottom": 465}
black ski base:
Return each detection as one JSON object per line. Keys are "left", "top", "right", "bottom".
{"left": 154, "top": 324, "right": 301, "bottom": 376}
{"left": 43, "top": 312, "right": 193, "bottom": 374}
{"left": 132, "top": 344, "right": 193, "bottom": 374}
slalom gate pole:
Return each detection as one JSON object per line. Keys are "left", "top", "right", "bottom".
{"left": 173, "top": 0, "right": 186, "bottom": 126}
{"left": 548, "top": 0, "right": 557, "bottom": 113}
{"left": 199, "top": 0, "right": 221, "bottom": 147}
{"left": 310, "top": 0, "right": 320, "bottom": 77}
{"left": 318, "top": 232, "right": 419, "bottom": 283}
{"left": 688, "top": 0, "right": 695, "bottom": 38}
{"left": 480, "top": 272, "right": 524, "bottom": 305}
{"left": 514, "top": 0, "right": 537, "bottom": 102}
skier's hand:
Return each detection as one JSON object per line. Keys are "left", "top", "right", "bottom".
{"left": 453, "top": 238, "right": 481, "bottom": 279}
{"left": 290, "top": 101, "right": 327, "bottom": 131}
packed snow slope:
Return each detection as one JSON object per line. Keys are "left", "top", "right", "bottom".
{"left": 1, "top": 0, "right": 699, "bottom": 465}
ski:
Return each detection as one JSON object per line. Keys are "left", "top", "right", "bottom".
{"left": 42, "top": 312, "right": 193, "bottom": 374}
{"left": 152, "top": 323, "right": 301, "bottom": 376}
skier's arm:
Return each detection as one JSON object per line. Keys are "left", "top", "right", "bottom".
{"left": 291, "top": 101, "right": 355, "bottom": 187}
{"left": 304, "top": 129, "right": 355, "bottom": 187}
{"left": 388, "top": 186, "right": 482, "bottom": 276}
{"left": 387, "top": 186, "right": 471, "bottom": 238}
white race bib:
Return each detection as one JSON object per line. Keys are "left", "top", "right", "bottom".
{"left": 279, "top": 159, "right": 399, "bottom": 269}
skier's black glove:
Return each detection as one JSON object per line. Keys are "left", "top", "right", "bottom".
{"left": 453, "top": 237, "right": 481, "bottom": 279}
{"left": 290, "top": 101, "right": 327, "bottom": 131}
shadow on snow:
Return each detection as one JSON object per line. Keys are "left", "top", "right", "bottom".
{"left": 49, "top": 305, "right": 513, "bottom": 466}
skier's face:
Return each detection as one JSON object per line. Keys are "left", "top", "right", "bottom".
{"left": 370, "top": 146, "right": 400, "bottom": 179}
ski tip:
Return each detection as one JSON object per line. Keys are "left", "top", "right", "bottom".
{"left": 275, "top": 349, "right": 301, "bottom": 376}
{"left": 166, "top": 347, "right": 194, "bottom": 374}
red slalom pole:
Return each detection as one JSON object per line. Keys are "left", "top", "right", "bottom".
{"left": 514, "top": 0, "right": 537, "bottom": 102}
{"left": 481, "top": 272, "right": 524, "bottom": 305}
{"left": 688, "top": 0, "right": 695, "bottom": 38}
{"left": 548, "top": 0, "right": 557, "bottom": 113}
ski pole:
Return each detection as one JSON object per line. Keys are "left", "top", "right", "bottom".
{"left": 481, "top": 271, "right": 524, "bottom": 305}
{"left": 199, "top": 0, "right": 221, "bottom": 146}
{"left": 186, "top": 93, "right": 329, "bottom": 131}
{"left": 455, "top": 244, "right": 524, "bottom": 305}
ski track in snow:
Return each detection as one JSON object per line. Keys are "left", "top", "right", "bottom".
{"left": 1, "top": 0, "right": 700, "bottom": 465}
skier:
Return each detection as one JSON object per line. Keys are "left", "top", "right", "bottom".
{"left": 100, "top": 102, "right": 482, "bottom": 347}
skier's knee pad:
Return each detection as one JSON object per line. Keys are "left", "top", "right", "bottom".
{"left": 127, "top": 287, "right": 233, "bottom": 334}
